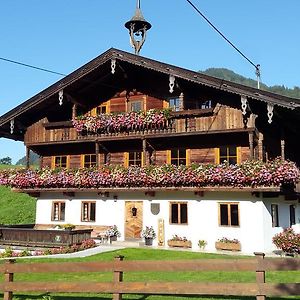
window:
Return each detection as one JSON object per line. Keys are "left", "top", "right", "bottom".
{"left": 167, "top": 149, "right": 190, "bottom": 166}
{"left": 217, "top": 146, "right": 240, "bottom": 164}
{"left": 124, "top": 152, "right": 142, "bottom": 167}
{"left": 271, "top": 204, "right": 279, "bottom": 227}
{"left": 170, "top": 202, "right": 188, "bottom": 224}
{"left": 201, "top": 100, "right": 212, "bottom": 109}
{"left": 81, "top": 202, "right": 96, "bottom": 222}
{"left": 290, "top": 204, "right": 296, "bottom": 226}
{"left": 129, "top": 101, "right": 142, "bottom": 112}
{"left": 51, "top": 202, "right": 65, "bottom": 221}
{"left": 52, "top": 156, "right": 69, "bottom": 169}
{"left": 82, "top": 154, "right": 97, "bottom": 168}
{"left": 168, "top": 97, "right": 181, "bottom": 111}
{"left": 96, "top": 105, "right": 107, "bottom": 115}
{"left": 219, "top": 203, "right": 239, "bottom": 226}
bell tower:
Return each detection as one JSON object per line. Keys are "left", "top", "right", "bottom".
{"left": 125, "top": 0, "right": 152, "bottom": 55}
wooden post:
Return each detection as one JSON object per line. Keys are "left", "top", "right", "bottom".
{"left": 179, "top": 92, "right": 184, "bottom": 111}
{"left": 280, "top": 139, "right": 285, "bottom": 161}
{"left": 142, "top": 138, "right": 147, "bottom": 166}
{"left": 113, "top": 255, "right": 124, "bottom": 300}
{"left": 25, "top": 147, "right": 30, "bottom": 169}
{"left": 4, "top": 259, "right": 15, "bottom": 300}
{"left": 72, "top": 104, "right": 77, "bottom": 119}
{"left": 95, "top": 142, "right": 100, "bottom": 168}
{"left": 249, "top": 132, "right": 254, "bottom": 160}
{"left": 254, "top": 252, "right": 266, "bottom": 300}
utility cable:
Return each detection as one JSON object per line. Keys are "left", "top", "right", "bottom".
{"left": 185, "top": 0, "right": 259, "bottom": 72}
{"left": 0, "top": 56, "right": 66, "bottom": 77}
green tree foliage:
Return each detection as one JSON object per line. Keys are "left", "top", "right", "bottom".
{"left": 0, "top": 156, "right": 12, "bottom": 165}
{"left": 201, "top": 68, "right": 300, "bottom": 99}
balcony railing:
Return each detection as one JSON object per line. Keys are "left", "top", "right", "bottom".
{"left": 24, "top": 106, "right": 254, "bottom": 144}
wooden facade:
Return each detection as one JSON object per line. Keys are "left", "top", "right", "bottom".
{"left": 23, "top": 94, "right": 257, "bottom": 169}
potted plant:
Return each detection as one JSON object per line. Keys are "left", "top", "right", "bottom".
{"left": 198, "top": 239, "right": 207, "bottom": 250}
{"left": 215, "top": 237, "right": 241, "bottom": 251}
{"left": 167, "top": 235, "right": 192, "bottom": 248}
{"left": 105, "top": 225, "right": 121, "bottom": 243}
{"left": 141, "top": 226, "right": 156, "bottom": 246}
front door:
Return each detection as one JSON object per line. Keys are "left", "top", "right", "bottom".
{"left": 125, "top": 201, "right": 143, "bottom": 239}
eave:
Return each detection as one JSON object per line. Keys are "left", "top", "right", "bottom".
{"left": 1, "top": 48, "right": 300, "bottom": 139}
{"left": 12, "top": 186, "right": 281, "bottom": 194}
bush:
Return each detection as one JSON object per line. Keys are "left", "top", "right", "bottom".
{"left": 272, "top": 228, "right": 300, "bottom": 255}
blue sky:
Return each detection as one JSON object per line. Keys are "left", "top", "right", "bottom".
{"left": 1, "top": 0, "right": 300, "bottom": 163}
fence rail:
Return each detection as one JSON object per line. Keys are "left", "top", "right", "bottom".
{"left": 0, "top": 253, "right": 299, "bottom": 300}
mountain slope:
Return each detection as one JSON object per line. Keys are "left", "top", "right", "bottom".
{"left": 201, "top": 68, "right": 300, "bottom": 99}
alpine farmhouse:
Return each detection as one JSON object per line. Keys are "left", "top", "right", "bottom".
{"left": 0, "top": 48, "right": 299, "bottom": 253}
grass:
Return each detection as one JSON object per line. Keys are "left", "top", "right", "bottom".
{"left": 0, "top": 186, "right": 36, "bottom": 224}
{"left": 0, "top": 248, "right": 298, "bottom": 300}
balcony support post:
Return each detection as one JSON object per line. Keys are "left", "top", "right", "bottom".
{"left": 95, "top": 142, "right": 100, "bottom": 167}
{"left": 25, "top": 147, "right": 30, "bottom": 169}
{"left": 249, "top": 131, "right": 254, "bottom": 160}
{"left": 142, "top": 138, "right": 148, "bottom": 166}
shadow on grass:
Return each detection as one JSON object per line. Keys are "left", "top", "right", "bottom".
{"left": 8, "top": 294, "right": 295, "bottom": 300}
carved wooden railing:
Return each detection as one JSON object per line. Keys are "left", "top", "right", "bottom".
{"left": 24, "top": 106, "right": 255, "bottom": 144}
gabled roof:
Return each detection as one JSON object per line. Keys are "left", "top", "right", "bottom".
{"left": 1, "top": 47, "right": 300, "bottom": 140}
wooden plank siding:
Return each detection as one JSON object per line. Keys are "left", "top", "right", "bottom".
{"left": 0, "top": 255, "right": 299, "bottom": 300}
{"left": 41, "top": 146, "right": 251, "bottom": 169}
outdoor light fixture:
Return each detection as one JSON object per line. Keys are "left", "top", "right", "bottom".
{"left": 125, "top": 0, "right": 152, "bottom": 55}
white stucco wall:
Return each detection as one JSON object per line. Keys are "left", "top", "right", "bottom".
{"left": 35, "top": 191, "right": 299, "bottom": 254}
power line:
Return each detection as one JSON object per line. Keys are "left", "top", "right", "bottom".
{"left": 0, "top": 56, "right": 66, "bottom": 77}
{"left": 185, "top": 0, "right": 259, "bottom": 71}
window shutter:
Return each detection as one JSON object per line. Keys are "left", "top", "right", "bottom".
{"left": 214, "top": 148, "right": 220, "bottom": 164}
{"left": 124, "top": 152, "right": 129, "bottom": 167}
{"left": 166, "top": 150, "right": 171, "bottom": 164}
{"left": 236, "top": 147, "right": 241, "bottom": 164}
{"left": 186, "top": 149, "right": 191, "bottom": 166}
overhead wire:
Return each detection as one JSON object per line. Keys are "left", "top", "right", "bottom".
{"left": 185, "top": 0, "right": 259, "bottom": 72}
{"left": 0, "top": 56, "right": 66, "bottom": 77}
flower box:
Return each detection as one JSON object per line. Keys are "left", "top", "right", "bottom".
{"left": 167, "top": 240, "right": 192, "bottom": 248}
{"left": 215, "top": 241, "right": 241, "bottom": 251}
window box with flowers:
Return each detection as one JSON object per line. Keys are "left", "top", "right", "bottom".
{"left": 215, "top": 237, "right": 241, "bottom": 251}
{"left": 167, "top": 235, "right": 192, "bottom": 248}
{"left": 141, "top": 226, "right": 156, "bottom": 246}
{"left": 105, "top": 225, "right": 121, "bottom": 243}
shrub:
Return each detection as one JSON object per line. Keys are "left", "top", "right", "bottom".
{"left": 272, "top": 228, "right": 300, "bottom": 255}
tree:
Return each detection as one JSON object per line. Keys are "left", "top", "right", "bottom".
{"left": 0, "top": 156, "right": 12, "bottom": 165}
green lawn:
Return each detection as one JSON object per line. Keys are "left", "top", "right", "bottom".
{"left": 0, "top": 248, "right": 298, "bottom": 300}
{"left": 0, "top": 186, "right": 36, "bottom": 224}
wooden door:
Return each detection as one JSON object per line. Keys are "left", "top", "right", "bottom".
{"left": 125, "top": 201, "right": 143, "bottom": 239}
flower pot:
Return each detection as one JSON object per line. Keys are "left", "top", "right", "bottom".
{"left": 167, "top": 240, "right": 192, "bottom": 248}
{"left": 109, "top": 235, "right": 117, "bottom": 243}
{"left": 215, "top": 241, "right": 241, "bottom": 251}
{"left": 145, "top": 238, "right": 153, "bottom": 246}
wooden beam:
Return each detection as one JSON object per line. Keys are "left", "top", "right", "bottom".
{"left": 65, "top": 93, "right": 88, "bottom": 109}
{"left": 249, "top": 132, "right": 254, "bottom": 160}
{"left": 95, "top": 142, "right": 100, "bottom": 167}
{"left": 25, "top": 147, "right": 30, "bottom": 169}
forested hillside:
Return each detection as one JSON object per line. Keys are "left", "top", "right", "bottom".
{"left": 202, "top": 68, "right": 300, "bottom": 99}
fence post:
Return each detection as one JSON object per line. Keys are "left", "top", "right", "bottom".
{"left": 4, "top": 259, "right": 15, "bottom": 300}
{"left": 113, "top": 255, "right": 124, "bottom": 300}
{"left": 254, "top": 252, "right": 266, "bottom": 300}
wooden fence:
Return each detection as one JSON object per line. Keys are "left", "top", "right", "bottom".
{"left": 0, "top": 253, "right": 299, "bottom": 300}
{"left": 0, "top": 227, "right": 92, "bottom": 247}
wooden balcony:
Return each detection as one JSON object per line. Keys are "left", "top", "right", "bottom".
{"left": 24, "top": 106, "right": 256, "bottom": 145}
